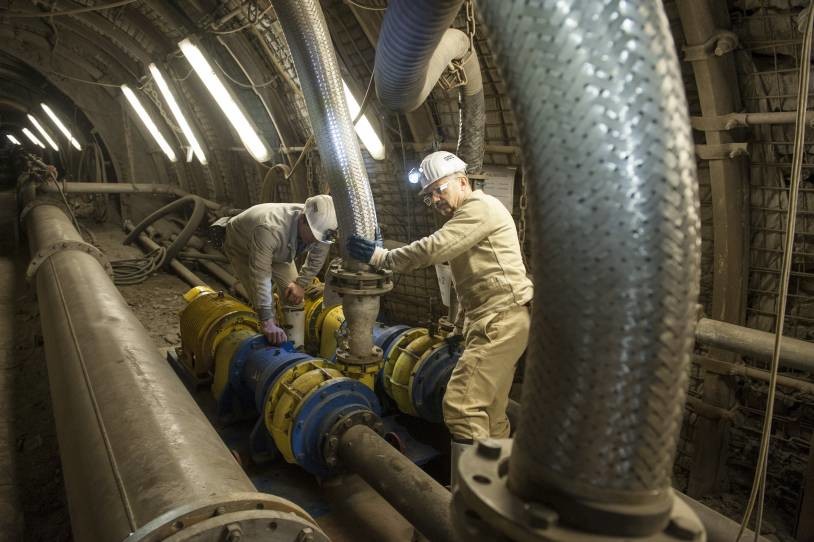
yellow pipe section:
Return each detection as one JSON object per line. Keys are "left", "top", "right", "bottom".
{"left": 179, "top": 286, "right": 258, "bottom": 379}
{"left": 388, "top": 333, "right": 442, "bottom": 416}
{"left": 264, "top": 359, "right": 342, "bottom": 463}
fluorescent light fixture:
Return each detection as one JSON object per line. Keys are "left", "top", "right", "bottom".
{"left": 6, "top": 134, "right": 21, "bottom": 145}
{"left": 121, "top": 85, "right": 177, "bottom": 162}
{"left": 342, "top": 79, "right": 385, "bottom": 160}
{"left": 41, "top": 103, "right": 82, "bottom": 150}
{"left": 27, "top": 114, "right": 59, "bottom": 151}
{"left": 22, "top": 127, "right": 45, "bottom": 148}
{"left": 179, "top": 38, "right": 270, "bottom": 163}
{"left": 149, "top": 63, "right": 207, "bottom": 165}
{"left": 186, "top": 146, "right": 194, "bottom": 163}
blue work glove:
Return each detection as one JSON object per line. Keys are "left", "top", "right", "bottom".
{"left": 347, "top": 234, "right": 377, "bottom": 263}
{"left": 347, "top": 227, "right": 384, "bottom": 263}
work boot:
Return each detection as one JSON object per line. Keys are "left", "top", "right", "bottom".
{"left": 450, "top": 439, "right": 473, "bottom": 490}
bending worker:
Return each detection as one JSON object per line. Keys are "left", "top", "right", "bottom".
{"left": 347, "top": 151, "right": 533, "bottom": 468}
{"left": 223, "top": 195, "right": 337, "bottom": 345}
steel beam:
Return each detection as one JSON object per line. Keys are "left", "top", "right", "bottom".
{"left": 677, "top": 0, "right": 747, "bottom": 496}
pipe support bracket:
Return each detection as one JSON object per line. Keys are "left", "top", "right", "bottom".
{"left": 26, "top": 238, "right": 113, "bottom": 281}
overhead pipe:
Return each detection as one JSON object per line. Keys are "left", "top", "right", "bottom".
{"left": 37, "top": 180, "right": 225, "bottom": 212}
{"left": 374, "top": 0, "right": 486, "bottom": 172}
{"left": 21, "top": 196, "right": 325, "bottom": 540}
{"left": 453, "top": 1, "right": 704, "bottom": 540}
{"left": 695, "top": 317, "right": 814, "bottom": 373}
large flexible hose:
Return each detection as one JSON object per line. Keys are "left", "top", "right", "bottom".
{"left": 375, "top": 0, "right": 485, "bottom": 171}
{"left": 122, "top": 195, "right": 206, "bottom": 266}
{"left": 272, "top": 0, "right": 378, "bottom": 242}
{"left": 477, "top": 0, "right": 700, "bottom": 534}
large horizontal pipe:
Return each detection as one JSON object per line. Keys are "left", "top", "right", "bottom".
{"left": 338, "top": 424, "right": 455, "bottom": 542}
{"left": 26, "top": 202, "right": 324, "bottom": 541}
{"left": 695, "top": 317, "right": 814, "bottom": 373}
{"left": 38, "top": 181, "right": 224, "bottom": 211}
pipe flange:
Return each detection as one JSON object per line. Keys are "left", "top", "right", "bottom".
{"left": 125, "top": 492, "right": 327, "bottom": 542}
{"left": 26, "top": 239, "right": 113, "bottom": 281}
{"left": 19, "top": 197, "right": 71, "bottom": 223}
{"left": 322, "top": 410, "right": 384, "bottom": 470}
{"left": 335, "top": 345, "right": 383, "bottom": 368}
{"left": 327, "top": 260, "right": 393, "bottom": 296}
{"left": 452, "top": 439, "right": 705, "bottom": 542}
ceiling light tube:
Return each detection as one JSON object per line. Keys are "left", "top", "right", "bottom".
{"left": 149, "top": 63, "right": 208, "bottom": 165}
{"left": 41, "top": 103, "right": 82, "bottom": 150}
{"left": 179, "top": 38, "right": 270, "bottom": 163}
{"left": 342, "top": 79, "right": 385, "bottom": 160}
{"left": 27, "top": 114, "right": 59, "bottom": 151}
{"left": 6, "top": 134, "right": 21, "bottom": 145}
{"left": 22, "top": 127, "right": 46, "bottom": 148}
{"left": 121, "top": 85, "right": 178, "bottom": 163}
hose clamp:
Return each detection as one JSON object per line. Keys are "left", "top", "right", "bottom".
{"left": 26, "top": 239, "right": 113, "bottom": 281}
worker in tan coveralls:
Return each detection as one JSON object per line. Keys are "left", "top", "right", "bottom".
{"left": 223, "top": 195, "right": 337, "bottom": 345}
{"left": 346, "top": 151, "right": 533, "bottom": 477}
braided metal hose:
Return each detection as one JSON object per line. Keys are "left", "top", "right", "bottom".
{"left": 272, "top": 0, "right": 377, "bottom": 242}
{"left": 476, "top": 0, "right": 701, "bottom": 534}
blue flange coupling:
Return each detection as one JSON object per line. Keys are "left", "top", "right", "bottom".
{"left": 290, "top": 377, "right": 382, "bottom": 477}
{"left": 411, "top": 342, "right": 461, "bottom": 423}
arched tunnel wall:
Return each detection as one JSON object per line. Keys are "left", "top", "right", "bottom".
{"left": 0, "top": 0, "right": 812, "bottom": 538}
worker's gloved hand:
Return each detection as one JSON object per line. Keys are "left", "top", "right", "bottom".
{"left": 347, "top": 233, "right": 387, "bottom": 267}
{"left": 261, "top": 319, "right": 287, "bottom": 346}
{"left": 284, "top": 282, "right": 305, "bottom": 305}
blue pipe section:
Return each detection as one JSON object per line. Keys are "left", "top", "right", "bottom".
{"left": 292, "top": 378, "right": 381, "bottom": 477}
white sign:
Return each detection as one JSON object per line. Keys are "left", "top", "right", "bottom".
{"left": 480, "top": 165, "right": 516, "bottom": 212}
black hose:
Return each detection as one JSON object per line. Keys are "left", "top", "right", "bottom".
{"left": 122, "top": 195, "right": 206, "bottom": 266}
{"left": 476, "top": 0, "right": 700, "bottom": 536}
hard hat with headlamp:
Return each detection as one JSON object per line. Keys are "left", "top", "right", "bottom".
{"left": 411, "top": 151, "right": 468, "bottom": 195}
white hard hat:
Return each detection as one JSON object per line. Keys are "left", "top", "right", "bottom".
{"left": 304, "top": 195, "right": 338, "bottom": 244}
{"left": 417, "top": 151, "right": 468, "bottom": 194}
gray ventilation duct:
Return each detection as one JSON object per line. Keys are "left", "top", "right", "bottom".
{"left": 375, "top": 0, "right": 485, "bottom": 172}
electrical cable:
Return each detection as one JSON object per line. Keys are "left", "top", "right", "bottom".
{"left": 46, "top": 70, "right": 121, "bottom": 88}
{"left": 0, "top": 0, "right": 138, "bottom": 18}
{"left": 111, "top": 246, "right": 166, "bottom": 285}
{"left": 735, "top": 4, "right": 814, "bottom": 541}
{"left": 345, "top": 0, "right": 387, "bottom": 11}
{"left": 208, "top": 3, "right": 273, "bottom": 35}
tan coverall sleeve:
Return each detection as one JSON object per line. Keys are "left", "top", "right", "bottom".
{"left": 296, "top": 243, "right": 330, "bottom": 287}
{"left": 386, "top": 198, "right": 492, "bottom": 273}
{"left": 248, "top": 226, "right": 280, "bottom": 321}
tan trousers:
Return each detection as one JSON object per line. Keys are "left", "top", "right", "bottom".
{"left": 443, "top": 304, "right": 530, "bottom": 441}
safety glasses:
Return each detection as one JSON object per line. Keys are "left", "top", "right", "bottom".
{"left": 422, "top": 182, "right": 449, "bottom": 207}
